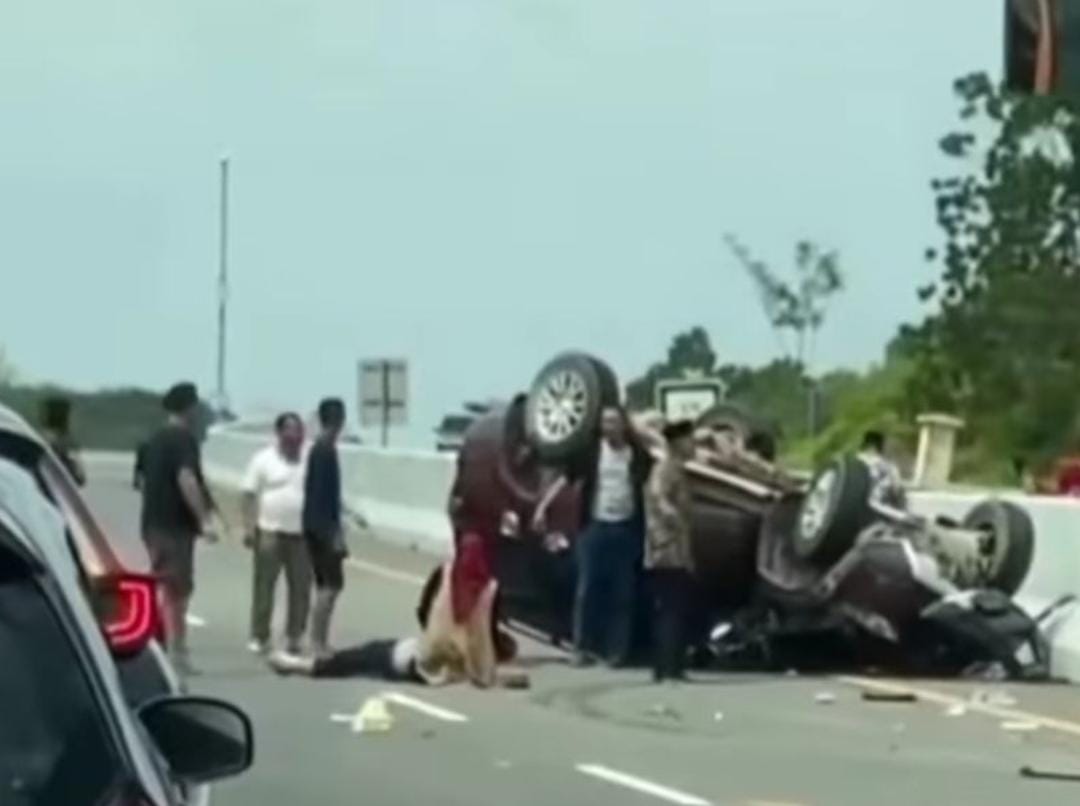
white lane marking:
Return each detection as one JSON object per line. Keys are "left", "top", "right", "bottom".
{"left": 382, "top": 691, "right": 469, "bottom": 723}
{"left": 330, "top": 713, "right": 354, "bottom": 724}
{"left": 346, "top": 557, "right": 426, "bottom": 586}
{"left": 576, "top": 764, "right": 711, "bottom": 806}
{"left": 838, "top": 676, "right": 1080, "bottom": 740}
{"left": 185, "top": 613, "right": 207, "bottom": 628}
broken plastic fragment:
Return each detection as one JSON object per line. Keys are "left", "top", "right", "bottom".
{"left": 646, "top": 703, "right": 681, "bottom": 720}
{"left": 353, "top": 696, "right": 394, "bottom": 734}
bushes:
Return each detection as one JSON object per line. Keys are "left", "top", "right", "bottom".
{"left": 0, "top": 385, "right": 163, "bottom": 450}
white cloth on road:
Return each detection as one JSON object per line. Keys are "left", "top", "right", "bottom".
{"left": 242, "top": 445, "right": 307, "bottom": 534}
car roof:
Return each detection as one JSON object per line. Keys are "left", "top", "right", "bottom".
{"left": 0, "top": 402, "right": 46, "bottom": 446}
{"left": 0, "top": 400, "right": 141, "bottom": 576}
{"left": 0, "top": 456, "right": 169, "bottom": 803}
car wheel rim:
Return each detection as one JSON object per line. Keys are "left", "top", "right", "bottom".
{"left": 799, "top": 468, "right": 837, "bottom": 542}
{"left": 534, "top": 370, "right": 589, "bottom": 443}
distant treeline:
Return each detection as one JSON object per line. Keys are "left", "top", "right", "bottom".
{"left": 0, "top": 385, "right": 164, "bottom": 451}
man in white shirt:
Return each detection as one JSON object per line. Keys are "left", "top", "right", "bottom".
{"left": 241, "top": 412, "right": 313, "bottom": 655}
{"left": 532, "top": 406, "right": 653, "bottom": 667}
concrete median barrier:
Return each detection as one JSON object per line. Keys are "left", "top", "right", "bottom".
{"left": 202, "top": 427, "right": 455, "bottom": 554}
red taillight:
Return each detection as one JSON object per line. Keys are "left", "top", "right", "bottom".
{"left": 103, "top": 574, "right": 160, "bottom": 657}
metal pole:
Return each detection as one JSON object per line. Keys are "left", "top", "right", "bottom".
{"left": 215, "top": 157, "right": 230, "bottom": 414}
{"left": 383, "top": 361, "right": 391, "bottom": 448}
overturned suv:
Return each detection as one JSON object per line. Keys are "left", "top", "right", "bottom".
{"left": 452, "top": 352, "right": 1056, "bottom": 680}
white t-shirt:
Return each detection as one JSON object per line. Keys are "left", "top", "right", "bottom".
{"left": 592, "top": 442, "right": 635, "bottom": 523}
{"left": 241, "top": 445, "right": 307, "bottom": 534}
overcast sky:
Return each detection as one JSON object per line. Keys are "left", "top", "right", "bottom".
{"left": 0, "top": 0, "right": 1000, "bottom": 445}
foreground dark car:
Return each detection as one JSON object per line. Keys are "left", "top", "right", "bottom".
{"left": 0, "top": 455, "right": 253, "bottom": 806}
{"left": 452, "top": 352, "right": 1056, "bottom": 679}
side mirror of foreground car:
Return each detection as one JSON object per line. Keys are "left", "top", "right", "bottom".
{"left": 138, "top": 696, "right": 254, "bottom": 784}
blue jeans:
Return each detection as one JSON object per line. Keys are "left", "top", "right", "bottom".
{"left": 572, "top": 519, "right": 641, "bottom": 664}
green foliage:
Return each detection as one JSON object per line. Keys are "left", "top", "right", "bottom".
{"left": 905, "top": 72, "right": 1080, "bottom": 470}
{"left": 626, "top": 326, "right": 719, "bottom": 410}
{"left": 0, "top": 385, "right": 164, "bottom": 450}
{"left": 627, "top": 328, "right": 822, "bottom": 443}
{"left": 787, "top": 360, "right": 917, "bottom": 472}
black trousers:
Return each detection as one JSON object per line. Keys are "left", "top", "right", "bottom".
{"left": 650, "top": 569, "right": 691, "bottom": 681}
{"left": 313, "top": 639, "right": 424, "bottom": 683}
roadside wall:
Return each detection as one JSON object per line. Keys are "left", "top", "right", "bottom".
{"left": 204, "top": 427, "right": 1080, "bottom": 681}
{"left": 202, "top": 428, "right": 456, "bottom": 554}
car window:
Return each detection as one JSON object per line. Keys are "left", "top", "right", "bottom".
{"left": 0, "top": 547, "right": 123, "bottom": 806}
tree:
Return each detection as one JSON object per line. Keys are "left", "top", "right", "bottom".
{"left": 725, "top": 236, "right": 843, "bottom": 435}
{"left": 724, "top": 236, "right": 843, "bottom": 368}
{"left": 909, "top": 71, "right": 1080, "bottom": 465}
{"left": 625, "top": 326, "right": 719, "bottom": 410}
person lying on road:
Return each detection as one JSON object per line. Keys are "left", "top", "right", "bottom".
{"left": 268, "top": 534, "right": 526, "bottom": 688}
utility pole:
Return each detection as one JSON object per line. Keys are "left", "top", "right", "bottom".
{"left": 214, "top": 157, "right": 230, "bottom": 415}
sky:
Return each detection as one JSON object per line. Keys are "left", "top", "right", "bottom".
{"left": 0, "top": 0, "right": 1002, "bottom": 446}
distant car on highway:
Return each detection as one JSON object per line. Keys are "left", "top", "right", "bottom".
{"left": 435, "top": 401, "right": 502, "bottom": 453}
{"left": 0, "top": 454, "right": 253, "bottom": 806}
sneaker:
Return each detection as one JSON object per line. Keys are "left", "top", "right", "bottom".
{"left": 268, "top": 651, "right": 311, "bottom": 676}
{"left": 248, "top": 639, "right": 270, "bottom": 655}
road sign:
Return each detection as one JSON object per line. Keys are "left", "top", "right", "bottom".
{"left": 655, "top": 378, "right": 725, "bottom": 422}
{"left": 358, "top": 359, "right": 408, "bottom": 446}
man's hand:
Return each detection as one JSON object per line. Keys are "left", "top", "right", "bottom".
{"left": 542, "top": 532, "right": 570, "bottom": 553}
{"left": 242, "top": 528, "right": 257, "bottom": 550}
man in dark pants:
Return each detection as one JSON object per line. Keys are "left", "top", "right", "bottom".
{"left": 644, "top": 420, "right": 695, "bottom": 683}
{"left": 140, "top": 382, "right": 216, "bottom": 677}
{"left": 533, "top": 406, "right": 653, "bottom": 667}
{"left": 303, "top": 398, "right": 347, "bottom": 658}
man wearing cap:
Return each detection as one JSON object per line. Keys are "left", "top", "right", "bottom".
{"left": 139, "top": 382, "right": 215, "bottom": 676}
{"left": 644, "top": 419, "right": 696, "bottom": 683}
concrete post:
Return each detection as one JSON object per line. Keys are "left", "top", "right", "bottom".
{"left": 912, "top": 413, "right": 965, "bottom": 488}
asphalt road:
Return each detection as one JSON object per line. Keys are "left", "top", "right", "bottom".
{"left": 85, "top": 458, "right": 1080, "bottom": 806}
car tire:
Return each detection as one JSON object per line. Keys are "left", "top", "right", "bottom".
{"left": 525, "top": 352, "right": 620, "bottom": 464}
{"left": 792, "top": 455, "right": 873, "bottom": 565}
{"left": 962, "top": 499, "right": 1035, "bottom": 596}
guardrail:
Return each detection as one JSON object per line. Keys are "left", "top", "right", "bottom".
{"left": 204, "top": 425, "right": 1080, "bottom": 681}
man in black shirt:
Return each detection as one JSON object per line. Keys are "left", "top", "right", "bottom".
{"left": 303, "top": 397, "right": 347, "bottom": 658}
{"left": 140, "top": 382, "right": 214, "bottom": 676}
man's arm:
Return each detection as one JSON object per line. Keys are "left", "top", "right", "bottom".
{"left": 175, "top": 436, "right": 211, "bottom": 533}
{"left": 178, "top": 467, "right": 210, "bottom": 530}
{"left": 651, "top": 464, "right": 683, "bottom": 527}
